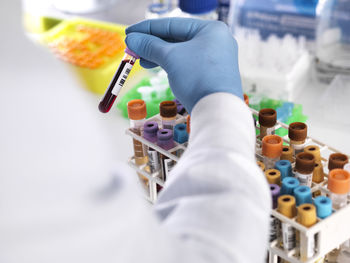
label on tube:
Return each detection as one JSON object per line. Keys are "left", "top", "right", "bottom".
{"left": 282, "top": 222, "right": 296, "bottom": 251}
{"left": 112, "top": 63, "right": 133, "bottom": 96}
{"left": 147, "top": 148, "right": 160, "bottom": 173}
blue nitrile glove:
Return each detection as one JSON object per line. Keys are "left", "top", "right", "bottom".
{"left": 125, "top": 18, "right": 242, "bottom": 114}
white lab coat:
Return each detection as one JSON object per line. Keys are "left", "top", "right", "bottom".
{"left": 0, "top": 93, "right": 271, "bottom": 263}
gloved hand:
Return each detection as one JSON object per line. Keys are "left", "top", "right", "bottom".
{"left": 125, "top": 18, "right": 242, "bottom": 114}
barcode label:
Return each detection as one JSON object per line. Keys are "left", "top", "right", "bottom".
{"left": 111, "top": 64, "right": 133, "bottom": 96}
{"left": 296, "top": 172, "right": 312, "bottom": 187}
{"left": 282, "top": 222, "right": 296, "bottom": 251}
{"left": 269, "top": 216, "right": 278, "bottom": 242}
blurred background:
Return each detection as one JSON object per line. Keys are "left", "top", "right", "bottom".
{"left": 1, "top": 0, "right": 350, "bottom": 195}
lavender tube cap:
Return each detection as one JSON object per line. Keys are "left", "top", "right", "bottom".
{"left": 270, "top": 184, "right": 280, "bottom": 209}
{"left": 143, "top": 121, "right": 159, "bottom": 143}
{"left": 125, "top": 47, "right": 140, "bottom": 59}
{"left": 157, "top": 129, "right": 174, "bottom": 150}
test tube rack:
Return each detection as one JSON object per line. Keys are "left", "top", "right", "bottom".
{"left": 126, "top": 108, "right": 350, "bottom": 263}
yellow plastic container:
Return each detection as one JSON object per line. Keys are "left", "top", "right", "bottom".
{"left": 42, "top": 18, "right": 141, "bottom": 94}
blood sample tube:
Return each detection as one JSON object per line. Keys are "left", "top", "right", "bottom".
{"left": 257, "top": 161, "right": 265, "bottom": 172}
{"left": 328, "top": 153, "right": 349, "bottom": 171}
{"left": 259, "top": 108, "right": 277, "bottom": 140}
{"left": 293, "top": 185, "right": 312, "bottom": 206}
{"left": 288, "top": 122, "right": 307, "bottom": 156}
{"left": 160, "top": 101, "right": 177, "bottom": 131}
{"left": 262, "top": 135, "right": 283, "bottom": 170}
{"left": 295, "top": 152, "right": 315, "bottom": 187}
{"left": 270, "top": 184, "right": 280, "bottom": 242}
{"left": 281, "top": 145, "right": 294, "bottom": 163}
{"left": 174, "top": 123, "right": 188, "bottom": 144}
{"left": 297, "top": 204, "right": 318, "bottom": 261}
{"left": 275, "top": 160, "right": 293, "bottom": 180}
{"left": 143, "top": 121, "right": 160, "bottom": 174}
{"left": 127, "top": 100, "right": 148, "bottom": 183}
{"left": 265, "top": 169, "right": 281, "bottom": 186}
{"left": 277, "top": 195, "right": 297, "bottom": 251}
{"left": 98, "top": 47, "right": 139, "bottom": 113}
{"left": 327, "top": 169, "right": 350, "bottom": 210}
{"left": 314, "top": 196, "right": 332, "bottom": 219}
{"left": 157, "top": 129, "right": 175, "bottom": 181}
{"left": 281, "top": 177, "right": 300, "bottom": 195}
{"left": 304, "top": 145, "right": 322, "bottom": 163}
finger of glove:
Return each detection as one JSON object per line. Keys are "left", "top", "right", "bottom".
{"left": 125, "top": 32, "right": 171, "bottom": 68}
{"left": 139, "top": 58, "right": 159, "bottom": 69}
{"left": 126, "top": 18, "right": 208, "bottom": 42}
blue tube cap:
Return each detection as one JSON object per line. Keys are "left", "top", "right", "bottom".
{"left": 281, "top": 177, "right": 300, "bottom": 195}
{"left": 293, "top": 185, "right": 313, "bottom": 206}
{"left": 314, "top": 196, "right": 332, "bottom": 219}
{"left": 275, "top": 160, "right": 293, "bottom": 179}
{"left": 174, "top": 123, "right": 189, "bottom": 144}
{"left": 179, "top": 0, "right": 218, "bottom": 14}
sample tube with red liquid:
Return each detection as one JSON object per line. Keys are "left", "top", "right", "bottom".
{"left": 98, "top": 47, "right": 140, "bottom": 113}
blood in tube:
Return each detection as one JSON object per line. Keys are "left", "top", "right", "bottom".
{"left": 98, "top": 47, "right": 139, "bottom": 113}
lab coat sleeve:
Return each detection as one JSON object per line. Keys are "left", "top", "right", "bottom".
{"left": 154, "top": 92, "right": 271, "bottom": 263}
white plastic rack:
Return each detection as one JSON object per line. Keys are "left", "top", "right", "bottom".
{"left": 126, "top": 108, "right": 350, "bottom": 263}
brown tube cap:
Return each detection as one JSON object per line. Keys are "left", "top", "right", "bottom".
{"left": 304, "top": 145, "right": 321, "bottom": 163}
{"left": 265, "top": 169, "right": 281, "bottom": 186}
{"left": 281, "top": 145, "right": 294, "bottom": 163}
{"left": 160, "top": 101, "right": 177, "bottom": 118}
{"left": 297, "top": 204, "right": 317, "bottom": 227}
{"left": 312, "top": 162, "right": 325, "bottom": 184}
{"left": 127, "top": 99, "right": 147, "bottom": 120}
{"left": 262, "top": 135, "right": 283, "bottom": 158}
{"left": 259, "top": 108, "right": 277, "bottom": 128}
{"left": 328, "top": 153, "right": 349, "bottom": 171}
{"left": 244, "top": 94, "right": 249, "bottom": 106}
{"left": 277, "top": 195, "right": 297, "bottom": 218}
{"left": 328, "top": 169, "right": 350, "bottom": 194}
{"left": 296, "top": 153, "right": 315, "bottom": 174}
{"left": 257, "top": 161, "right": 265, "bottom": 171}
{"left": 288, "top": 122, "right": 307, "bottom": 142}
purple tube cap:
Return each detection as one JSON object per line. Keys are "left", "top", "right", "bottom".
{"left": 143, "top": 121, "right": 159, "bottom": 143}
{"left": 157, "top": 129, "right": 174, "bottom": 150}
{"left": 125, "top": 47, "right": 140, "bottom": 59}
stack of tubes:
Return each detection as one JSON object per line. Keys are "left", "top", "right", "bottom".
{"left": 256, "top": 106, "right": 350, "bottom": 262}
{"left": 127, "top": 99, "right": 189, "bottom": 193}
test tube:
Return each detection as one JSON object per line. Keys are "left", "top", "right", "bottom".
{"left": 157, "top": 129, "right": 175, "bottom": 181}
{"left": 312, "top": 162, "right": 325, "bottom": 184}
{"left": 174, "top": 123, "right": 188, "bottom": 144}
{"left": 314, "top": 196, "right": 332, "bottom": 219}
{"left": 288, "top": 122, "right": 307, "bottom": 155}
{"left": 270, "top": 184, "right": 280, "bottom": 242}
{"left": 295, "top": 152, "right": 315, "bottom": 187}
{"left": 143, "top": 121, "right": 160, "bottom": 174}
{"left": 262, "top": 135, "right": 283, "bottom": 170}
{"left": 281, "top": 145, "right": 294, "bottom": 163}
{"left": 257, "top": 161, "right": 265, "bottom": 172}
{"left": 160, "top": 101, "right": 177, "bottom": 131}
{"left": 304, "top": 145, "right": 322, "bottom": 163}
{"left": 297, "top": 204, "right": 318, "bottom": 261}
{"left": 99, "top": 48, "right": 139, "bottom": 113}
{"left": 277, "top": 195, "right": 297, "bottom": 251}
{"left": 328, "top": 153, "right": 349, "bottom": 171}
{"left": 127, "top": 100, "right": 148, "bottom": 183}
{"left": 259, "top": 108, "right": 277, "bottom": 140}
{"left": 265, "top": 169, "right": 281, "bottom": 186}
{"left": 293, "top": 185, "right": 312, "bottom": 206}
{"left": 275, "top": 160, "right": 293, "bottom": 180}
{"left": 327, "top": 169, "right": 350, "bottom": 210}
{"left": 281, "top": 177, "right": 300, "bottom": 195}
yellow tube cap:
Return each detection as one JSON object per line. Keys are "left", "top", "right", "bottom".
{"left": 265, "top": 169, "right": 281, "bottom": 186}
{"left": 281, "top": 145, "right": 294, "bottom": 163}
{"left": 278, "top": 195, "right": 297, "bottom": 218}
{"left": 297, "top": 204, "right": 317, "bottom": 227}
{"left": 304, "top": 145, "right": 322, "bottom": 163}
{"left": 312, "top": 162, "right": 325, "bottom": 184}
{"left": 257, "top": 161, "right": 265, "bottom": 171}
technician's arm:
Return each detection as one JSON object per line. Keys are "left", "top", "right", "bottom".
{"left": 126, "top": 18, "right": 271, "bottom": 263}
